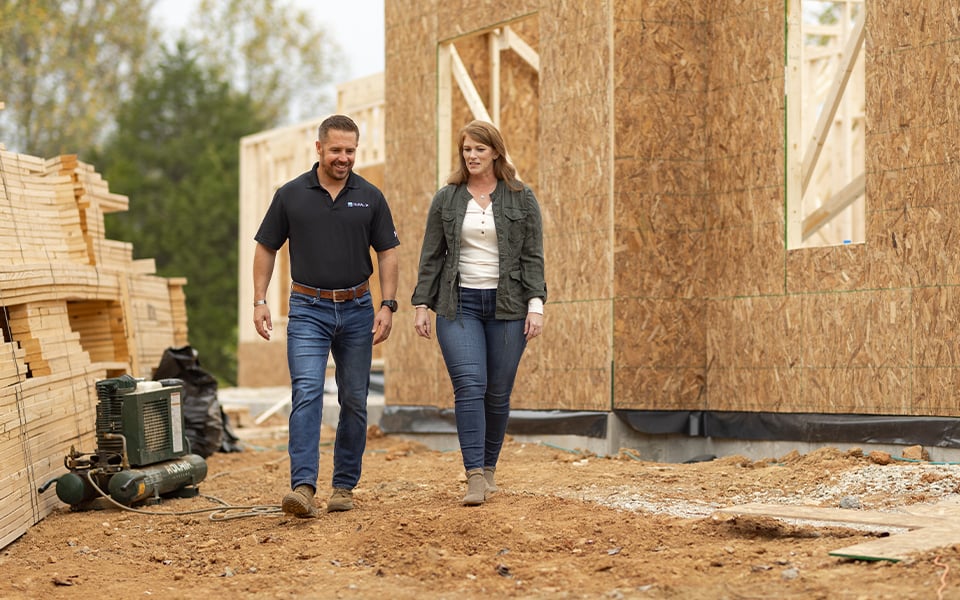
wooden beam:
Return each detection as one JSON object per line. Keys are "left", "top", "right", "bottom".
{"left": 801, "top": 172, "right": 865, "bottom": 241}
{"left": 785, "top": 0, "right": 804, "bottom": 249}
{"left": 489, "top": 31, "right": 501, "bottom": 126}
{"left": 449, "top": 44, "right": 493, "bottom": 124}
{"left": 437, "top": 43, "right": 454, "bottom": 188}
{"left": 502, "top": 26, "right": 540, "bottom": 73}
{"left": 801, "top": 14, "right": 865, "bottom": 193}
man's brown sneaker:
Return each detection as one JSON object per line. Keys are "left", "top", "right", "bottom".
{"left": 281, "top": 485, "right": 318, "bottom": 518}
{"left": 326, "top": 488, "right": 354, "bottom": 512}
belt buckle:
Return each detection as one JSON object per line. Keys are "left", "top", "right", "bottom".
{"left": 331, "top": 288, "right": 348, "bottom": 302}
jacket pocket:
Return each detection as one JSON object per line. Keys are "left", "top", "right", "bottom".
{"left": 503, "top": 206, "right": 526, "bottom": 246}
{"left": 441, "top": 210, "right": 458, "bottom": 239}
{"left": 501, "top": 269, "right": 525, "bottom": 313}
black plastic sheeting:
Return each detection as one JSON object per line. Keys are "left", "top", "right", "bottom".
{"left": 616, "top": 410, "right": 960, "bottom": 449}
{"left": 381, "top": 406, "right": 960, "bottom": 448}
{"left": 380, "top": 406, "right": 608, "bottom": 438}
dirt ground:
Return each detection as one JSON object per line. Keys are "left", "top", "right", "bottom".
{"left": 4, "top": 419, "right": 960, "bottom": 600}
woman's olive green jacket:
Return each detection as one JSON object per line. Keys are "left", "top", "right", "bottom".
{"left": 411, "top": 180, "right": 547, "bottom": 320}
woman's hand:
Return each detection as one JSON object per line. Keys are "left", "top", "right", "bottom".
{"left": 414, "top": 306, "right": 432, "bottom": 339}
{"left": 524, "top": 312, "right": 543, "bottom": 341}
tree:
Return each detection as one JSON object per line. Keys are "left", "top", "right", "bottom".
{"left": 94, "top": 43, "right": 268, "bottom": 385}
{"left": 187, "top": 0, "right": 345, "bottom": 126}
{"left": 0, "top": 0, "right": 158, "bottom": 157}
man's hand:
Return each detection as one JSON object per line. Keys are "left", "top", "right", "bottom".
{"left": 372, "top": 307, "right": 393, "bottom": 345}
{"left": 254, "top": 304, "right": 273, "bottom": 340}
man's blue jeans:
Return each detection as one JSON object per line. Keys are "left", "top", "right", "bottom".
{"left": 286, "top": 291, "right": 373, "bottom": 491}
{"left": 436, "top": 287, "right": 527, "bottom": 472}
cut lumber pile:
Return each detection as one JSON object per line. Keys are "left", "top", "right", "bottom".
{"left": 0, "top": 148, "right": 188, "bottom": 550}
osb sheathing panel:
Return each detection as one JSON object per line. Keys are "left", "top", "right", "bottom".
{"left": 787, "top": 245, "right": 875, "bottom": 293}
{"left": 911, "top": 369, "right": 960, "bottom": 416}
{"left": 537, "top": 170, "right": 610, "bottom": 233}
{"left": 802, "top": 290, "right": 911, "bottom": 368}
{"left": 538, "top": 8, "right": 611, "bottom": 307}
{"left": 705, "top": 144, "right": 784, "bottom": 196}
{"left": 706, "top": 296, "right": 802, "bottom": 410}
{"left": 707, "top": 365, "right": 802, "bottom": 413}
{"left": 614, "top": 298, "right": 707, "bottom": 410}
{"left": 621, "top": 0, "right": 706, "bottom": 21}
{"left": 913, "top": 286, "right": 960, "bottom": 365}
{"left": 384, "top": 2, "right": 444, "bottom": 407}
{"left": 615, "top": 298, "right": 705, "bottom": 369}
{"left": 608, "top": 0, "right": 708, "bottom": 412}
{"left": 388, "top": 362, "right": 449, "bottom": 407}
{"left": 707, "top": 223, "right": 786, "bottom": 298}
{"left": 614, "top": 159, "right": 706, "bottom": 207}
{"left": 435, "top": 3, "right": 538, "bottom": 40}
{"left": 870, "top": 163, "right": 960, "bottom": 212}
{"left": 708, "top": 6, "right": 782, "bottom": 86}
{"left": 710, "top": 188, "right": 782, "bottom": 231}
{"left": 614, "top": 229, "right": 705, "bottom": 300}
{"left": 804, "top": 367, "right": 911, "bottom": 414}
{"left": 236, "top": 341, "right": 288, "bottom": 387}
{"left": 614, "top": 366, "right": 705, "bottom": 411}
{"left": 903, "top": 204, "right": 960, "bottom": 286}
{"left": 616, "top": 91, "right": 707, "bottom": 160}
{"left": 545, "top": 228, "right": 610, "bottom": 302}
{"left": 870, "top": 120, "right": 960, "bottom": 173}
{"left": 536, "top": 1, "right": 614, "bottom": 409}
{"left": 913, "top": 281, "right": 960, "bottom": 416}
{"left": 511, "top": 301, "right": 611, "bottom": 410}
{"left": 615, "top": 20, "right": 707, "bottom": 92}
{"left": 511, "top": 293, "right": 608, "bottom": 411}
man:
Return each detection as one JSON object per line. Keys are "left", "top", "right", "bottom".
{"left": 252, "top": 114, "right": 400, "bottom": 518}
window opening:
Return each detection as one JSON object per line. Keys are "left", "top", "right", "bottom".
{"left": 786, "top": 0, "right": 865, "bottom": 249}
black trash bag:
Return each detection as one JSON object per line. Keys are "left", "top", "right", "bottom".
{"left": 219, "top": 406, "right": 243, "bottom": 453}
{"left": 153, "top": 345, "right": 225, "bottom": 457}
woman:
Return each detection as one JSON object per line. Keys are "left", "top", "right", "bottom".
{"left": 412, "top": 120, "right": 547, "bottom": 506}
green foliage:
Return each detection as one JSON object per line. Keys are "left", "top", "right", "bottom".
{"left": 94, "top": 44, "right": 268, "bottom": 385}
{"left": 189, "top": 0, "right": 344, "bottom": 125}
{"left": 0, "top": 0, "right": 158, "bottom": 157}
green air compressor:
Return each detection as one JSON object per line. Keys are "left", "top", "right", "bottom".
{"left": 39, "top": 374, "right": 208, "bottom": 509}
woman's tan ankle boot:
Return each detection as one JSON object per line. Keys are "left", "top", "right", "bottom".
{"left": 462, "top": 469, "right": 486, "bottom": 506}
{"left": 483, "top": 466, "right": 498, "bottom": 495}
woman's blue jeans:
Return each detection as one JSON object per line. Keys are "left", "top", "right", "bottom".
{"left": 436, "top": 287, "right": 527, "bottom": 472}
{"left": 286, "top": 291, "right": 373, "bottom": 491}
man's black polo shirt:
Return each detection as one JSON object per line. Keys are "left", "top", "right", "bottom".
{"left": 255, "top": 164, "right": 399, "bottom": 289}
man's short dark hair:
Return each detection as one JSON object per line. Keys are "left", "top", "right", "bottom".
{"left": 319, "top": 115, "right": 360, "bottom": 142}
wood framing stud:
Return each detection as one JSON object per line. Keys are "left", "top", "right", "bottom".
{"left": 800, "top": 15, "right": 865, "bottom": 194}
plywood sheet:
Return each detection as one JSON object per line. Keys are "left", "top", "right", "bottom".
{"left": 717, "top": 497, "right": 960, "bottom": 562}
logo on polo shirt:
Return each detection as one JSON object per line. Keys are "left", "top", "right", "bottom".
{"left": 346, "top": 201, "right": 370, "bottom": 208}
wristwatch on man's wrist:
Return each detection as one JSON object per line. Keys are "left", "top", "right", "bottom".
{"left": 380, "top": 299, "right": 398, "bottom": 312}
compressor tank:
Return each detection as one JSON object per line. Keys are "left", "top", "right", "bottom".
{"left": 51, "top": 472, "right": 101, "bottom": 506}
{"left": 107, "top": 454, "right": 207, "bottom": 505}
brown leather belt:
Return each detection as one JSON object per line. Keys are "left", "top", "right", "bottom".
{"left": 291, "top": 280, "right": 369, "bottom": 302}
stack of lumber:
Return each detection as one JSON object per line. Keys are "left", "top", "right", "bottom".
{"left": 0, "top": 148, "right": 189, "bottom": 550}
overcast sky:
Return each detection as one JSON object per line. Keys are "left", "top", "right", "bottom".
{"left": 151, "top": 0, "right": 385, "bottom": 82}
